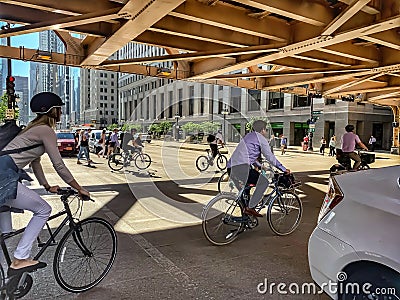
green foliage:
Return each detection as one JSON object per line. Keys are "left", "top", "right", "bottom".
{"left": 121, "top": 123, "right": 141, "bottom": 132}
{"left": 158, "top": 121, "right": 172, "bottom": 135}
{"left": 199, "top": 121, "right": 221, "bottom": 134}
{"left": 245, "top": 116, "right": 270, "bottom": 132}
{"left": 181, "top": 122, "right": 201, "bottom": 133}
{"left": 107, "top": 123, "right": 119, "bottom": 130}
{"left": 0, "top": 93, "right": 19, "bottom": 122}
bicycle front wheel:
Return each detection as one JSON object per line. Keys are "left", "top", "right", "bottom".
{"left": 108, "top": 153, "right": 125, "bottom": 171}
{"left": 53, "top": 217, "right": 117, "bottom": 293}
{"left": 134, "top": 153, "right": 152, "bottom": 170}
{"left": 196, "top": 155, "right": 209, "bottom": 172}
{"left": 202, "top": 193, "right": 244, "bottom": 246}
{"left": 267, "top": 191, "right": 302, "bottom": 236}
{"left": 216, "top": 154, "right": 227, "bottom": 171}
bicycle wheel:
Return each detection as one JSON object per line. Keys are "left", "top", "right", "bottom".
{"left": 134, "top": 153, "right": 151, "bottom": 170}
{"left": 108, "top": 153, "right": 125, "bottom": 171}
{"left": 0, "top": 266, "right": 5, "bottom": 300}
{"left": 267, "top": 191, "right": 302, "bottom": 236}
{"left": 53, "top": 217, "right": 117, "bottom": 293}
{"left": 196, "top": 155, "right": 209, "bottom": 172}
{"left": 216, "top": 154, "right": 227, "bottom": 171}
{"left": 217, "top": 171, "right": 237, "bottom": 193}
{"left": 202, "top": 193, "right": 244, "bottom": 246}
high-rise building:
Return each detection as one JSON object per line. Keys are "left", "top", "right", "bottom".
{"left": 14, "top": 76, "right": 29, "bottom": 125}
{"left": 0, "top": 26, "right": 7, "bottom": 94}
{"left": 79, "top": 53, "right": 118, "bottom": 127}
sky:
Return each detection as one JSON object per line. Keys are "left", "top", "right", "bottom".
{"left": 10, "top": 32, "right": 39, "bottom": 77}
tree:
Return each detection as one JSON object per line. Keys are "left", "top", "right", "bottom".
{"left": 107, "top": 123, "right": 119, "bottom": 131}
{"left": 159, "top": 121, "right": 172, "bottom": 135}
{"left": 245, "top": 116, "right": 270, "bottom": 132}
{"left": 121, "top": 123, "right": 141, "bottom": 132}
{"left": 181, "top": 122, "right": 201, "bottom": 134}
{"left": 199, "top": 121, "right": 221, "bottom": 134}
{"left": 0, "top": 93, "right": 19, "bottom": 123}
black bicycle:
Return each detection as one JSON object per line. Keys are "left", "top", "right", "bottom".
{"left": 202, "top": 172, "right": 302, "bottom": 246}
{"left": 108, "top": 148, "right": 152, "bottom": 171}
{"left": 196, "top": 146, "right": 228, "bottom": 172}
{"left": 0, "top": 188, "right": 117, "bottom": 299}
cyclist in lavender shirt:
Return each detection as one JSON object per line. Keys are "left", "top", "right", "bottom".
{"left": 341, "top": 124, "right": 368, "bottom": 170}
{"left": 227, "top": 120, "right": 290, "bottom": 217}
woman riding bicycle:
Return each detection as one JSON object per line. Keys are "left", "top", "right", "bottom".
{"left": 0, "top": 92, "right": 90, "bottom": 276}
{"left": 227, "top": 120, "right": 290, "bottom": 217}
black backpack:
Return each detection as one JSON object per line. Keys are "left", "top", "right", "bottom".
{"left": 0, "top": 120, "right": 41, "bottom": 156}
{"left": 207, "top": 134, "right": 216, "bottom": 143}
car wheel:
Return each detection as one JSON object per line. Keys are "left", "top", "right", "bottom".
{"left": 338, "top": 265, "right": 400, "bottom": 300}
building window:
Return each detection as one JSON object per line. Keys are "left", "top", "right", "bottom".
{"left": 153, "top": 95, "right": 157, "bottom": 119}
{"left": 200, "top": 84, "right": 205, "bottom": 115}
{"left": 146, "top": 98, "right": 150, "bottom": 119}
{"left": 178, "top": 89, "right": 183, "bottom": 116}
{"left": 111, "top": 96, "right": 114, "bottom": 101}
{"left": 160, "top": 93, "right": 165, "bottom": 119}
{"left": 168, "top": 91, "right": 173, "bottom": 118}
{"left": 325, "top": 98, "right": 336, "bottom": 105}
{"left": 218, "top": 98, "right": 223, "bottom": 114}
{"left": 189, "top": 86, "right": 194, "bottom": 116}
{"left": 293, "top": 95, "right": 310, "bottom": 108}
{"left": 100, "top": 103, "right": 103, "bottom": 108}
{"left": 231, "top": 88, "right": 241, "bottom": 113}
{"left": 268, "top": 92, "right": 284, "bottom": 110}
{"left": 248, "top": 89, "right": 261, "bottom": 111}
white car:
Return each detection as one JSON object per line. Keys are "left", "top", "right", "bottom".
{"left": 308, "top": 166, "right": 400, "bottom": 300}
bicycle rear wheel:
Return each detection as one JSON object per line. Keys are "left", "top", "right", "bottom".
{"left": 217, "top": 171, "right": 237, "bottom": 194}
{"left": 53, "top": 217, "right": 117, "bottom": 293}
{"left": 196, "top": 155, "right": 209, "bottom": 172}
{"left": 108, "top": 153, "right": 125, "bottom": 171}
{"left": 134, "top": 153, "right": 151, "bottom": 170}
{"left": 266, "top": 191, "right": 302, "bottom": 236}
{"left": 216, "top": 154, "right": 227, "bottom": 171}
{"left": 202, "top": 193, "right": 244, "bottom": 245}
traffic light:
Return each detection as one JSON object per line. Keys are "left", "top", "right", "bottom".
{"left": 6, "top": 76, "right": 15, "bottom": 96}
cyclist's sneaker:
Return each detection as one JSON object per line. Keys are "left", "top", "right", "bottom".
{"left": 244, "top": 207, "right": 263, "bottom": 218}
{"left": 7, "top": 261, "right": 47, "bottom": 276}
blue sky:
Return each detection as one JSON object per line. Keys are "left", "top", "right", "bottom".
{"left": 11, "top": 32, "right": 39, "bottom": 77}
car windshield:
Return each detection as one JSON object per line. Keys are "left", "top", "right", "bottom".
{"left": 57, "top": 133, "right": 74, "bottom": 139}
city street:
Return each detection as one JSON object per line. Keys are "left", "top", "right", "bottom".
{"left": 6, "top": 142, "right": 399, "bottom": 300}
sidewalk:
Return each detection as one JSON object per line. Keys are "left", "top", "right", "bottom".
{"left": 148, "top": 139, "right": 397, "bottom": 159}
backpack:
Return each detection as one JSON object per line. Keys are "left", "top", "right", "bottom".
{"left": 207, "top": 134, "right": 216, "bottom": 143}
{"left": 0, "top": 120, "right": 41, "bottom": 156}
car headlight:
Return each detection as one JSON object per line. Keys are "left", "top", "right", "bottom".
{"left": 57, "top": 142, "right": 61, "bottom": 146}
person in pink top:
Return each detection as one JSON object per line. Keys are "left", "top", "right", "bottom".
{"left": 341, "top": 124, "right": 368, "bottom": 170}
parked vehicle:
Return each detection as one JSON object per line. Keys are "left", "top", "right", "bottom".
{"left": 56, "top": 131, "right": 76, "bottom": 156}
{"left": 140, "top": 133, "right": 151, "bottom": 143}
{"left": 308, "top": 166, "right": 400, "bottom": 299}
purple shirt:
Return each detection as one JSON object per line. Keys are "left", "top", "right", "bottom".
{"left": 341, "top": 132, "right": 360, "bottom": 152}
{"left": 227, "top": 131, "right": 286, "bottom": 172}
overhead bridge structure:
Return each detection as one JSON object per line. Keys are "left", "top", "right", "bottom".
{"left": 0, "top": 0, "right": 399, "bottom": 148}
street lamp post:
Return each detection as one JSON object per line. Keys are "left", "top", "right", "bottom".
{"left": 221, "top": 105, "right": 229, "bottom": 143}
{"left": 175, "top": 113, "right": 180, "bottom": 141}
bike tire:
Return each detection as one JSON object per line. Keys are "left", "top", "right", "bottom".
{"left": 267, "top": 191, "right": 302, "bottom": 236}
{"left": 217, "top": 171, "right": 237, "bottom": 194}
{"left": 12, "top": 275, "right": 33, "bottom": 299}
{"left": 196, "top": 155, "right": 209, "bottom": 172}
{"left": 134, "top": 153, "right": 152, "bottom": 170}
{"left": 53, "top": 217, "right": 117, "bottom": 293}
{"left": 108, "top": 153, "right": 125, "bottom": 171}
{"left": 216, "top": 154, "right": 227, "bottom": 171}
{"left": 0, "top": 266, "right": 5, "bottom": 300}
{"left": 202, "top": 193, "right": 244, "bottom": 246}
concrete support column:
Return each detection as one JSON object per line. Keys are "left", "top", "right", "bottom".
{"left": 391, "top": 106, "right": 400, "bottom": 154}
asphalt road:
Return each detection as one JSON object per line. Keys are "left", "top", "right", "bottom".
{"left": 4, "top": 141, "right": 399, "bottom": 299}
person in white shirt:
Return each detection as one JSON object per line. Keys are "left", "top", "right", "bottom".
{"left": 368, "top": 135, "right": 377, "bottom": 151}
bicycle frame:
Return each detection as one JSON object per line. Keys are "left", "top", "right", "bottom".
{"left": 0, "top": 193, "right": 79, "bottom": 267}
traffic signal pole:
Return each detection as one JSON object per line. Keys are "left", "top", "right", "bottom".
{"left": 308, "top": 94, "right": 314, "bottom": 151}
{"left": 2, "top": 23, "right": 16, "bottom": 120}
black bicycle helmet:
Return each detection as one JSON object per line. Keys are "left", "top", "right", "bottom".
{"left": 30, "top": 92, "right": 64, "bottom": 114}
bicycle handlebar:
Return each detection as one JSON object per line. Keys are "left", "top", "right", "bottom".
{"left": 57, "top": 188, "right": 94, "bottom": 202}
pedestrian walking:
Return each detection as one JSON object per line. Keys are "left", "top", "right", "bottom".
{"left": 97, "top": 129, "right": 107, "bottom": 158}
{"left": 368, "top": 135, "right": 377, "bottom": 151}
{"left": 77, "top": 130, "right": 91, "bottom": 165}
{"left": 280, "top": 135, "right": 287, "bottom": 155}
{"left": 329, "top": 135, "right": 336, "bottom": 156}
{"left": 319, "top": 137, "right": 326, "bottom": 155}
